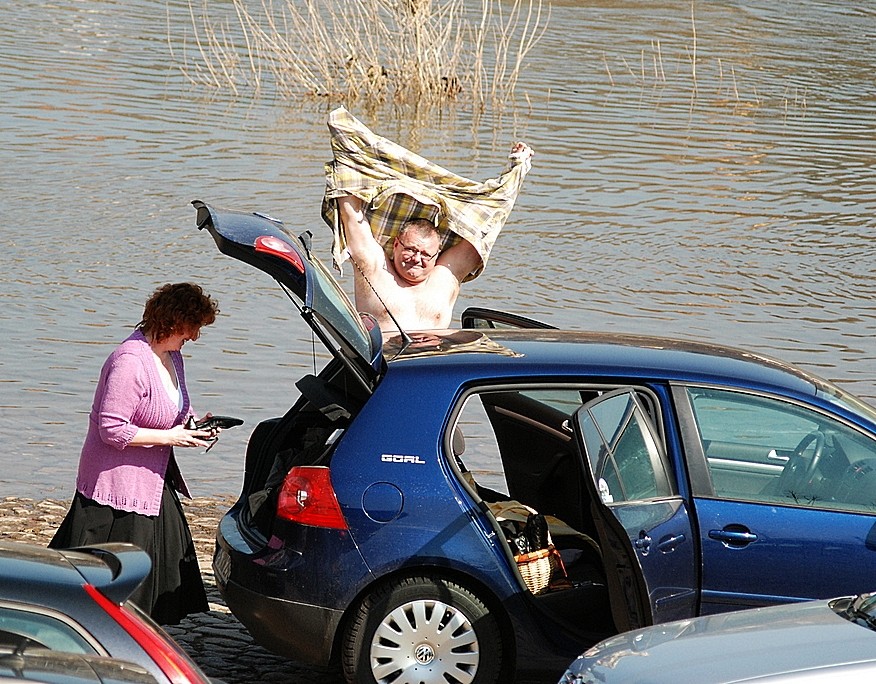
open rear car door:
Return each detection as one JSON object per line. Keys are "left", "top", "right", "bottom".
{"left": 570, "top": 389, "right": 698, "bottom": 632}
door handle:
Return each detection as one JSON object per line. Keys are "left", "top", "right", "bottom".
{"left": 656, "top": 533, "right": 686, "bottom": 553}
{"left": 709, "top": 527, "right": 758, "bottom": 548}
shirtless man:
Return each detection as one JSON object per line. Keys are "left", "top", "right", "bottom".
{"left": 338, "top": 142, "right": 533, "bottom": 332}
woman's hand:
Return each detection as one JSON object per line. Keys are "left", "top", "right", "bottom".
{"left": 166, "top": 424, "right": 214, "bottom": 448}
{"left": 127, "top": 424, "right": 212, "bottom": 449}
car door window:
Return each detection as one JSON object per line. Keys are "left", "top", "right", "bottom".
{"left": 686, "top": 387, "right": 876, "bottom": 513}
{"left": 580, "top": 390, "right": 674, "bottom": 503}
{"left": 460, "top": 307, "right": 556, "bottom": 330}
{"left": 573, "top": 389, "right": 696, "bottom": 625}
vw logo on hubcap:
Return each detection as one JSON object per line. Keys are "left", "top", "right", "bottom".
{"left": 414, "top": 643, "right": 435, "bottom": 665}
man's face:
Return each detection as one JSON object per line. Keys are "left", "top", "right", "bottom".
{"left": 392, "top": 232, "right": 441, "bottom": 284}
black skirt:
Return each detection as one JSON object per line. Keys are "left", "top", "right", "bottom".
{"left": 49, "top": 478, "right": 209, "bottom": 625}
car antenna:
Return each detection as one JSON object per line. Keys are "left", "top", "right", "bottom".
{"left": 334, "top": 207, "right": 412, "bottom": 354}
{"left": 350, "top": 256, "right": 413, "bottom": 355}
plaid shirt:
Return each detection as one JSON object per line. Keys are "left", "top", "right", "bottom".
{"left": 321, "top": 107, "right": 532, "bottom": 281}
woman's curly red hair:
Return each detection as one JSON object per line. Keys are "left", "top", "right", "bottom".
{"left": 137, "top": 283, "right": 219, "bottom": 342}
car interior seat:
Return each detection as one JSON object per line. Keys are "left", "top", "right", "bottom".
{"left": 450, "top": 423, "right": 602, "bottom": 577}
{"left": 831, "top": 459, "right": 876, "bottom": 509}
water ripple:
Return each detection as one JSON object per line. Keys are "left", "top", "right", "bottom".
{"left": 2, "top": 0, "right": 875, "bottom": 498}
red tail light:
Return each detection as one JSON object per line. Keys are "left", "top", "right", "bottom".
{"left": 254, "top": 235, "right": 305, "bottom": 273}
{"left": 276, "top": 466, "right": 348, "bottom": 529}
{"left": 84, "top": 584, "right": 208, "bottom": 684}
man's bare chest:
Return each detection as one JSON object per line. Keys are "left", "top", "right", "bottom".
{"left": 354, "top": 270, "right": 454, "bottom": 328}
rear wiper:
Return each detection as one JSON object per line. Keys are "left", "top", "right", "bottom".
{"left": 840, "top": 592, "right": 876, "bottom": 628}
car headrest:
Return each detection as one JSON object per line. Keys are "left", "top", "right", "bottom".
{"left": 452, "top": 426, "right": 466, "bottom": 458}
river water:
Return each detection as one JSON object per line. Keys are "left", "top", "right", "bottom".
{"left": 2, "top": 0, "right": 874, "bottom": 500}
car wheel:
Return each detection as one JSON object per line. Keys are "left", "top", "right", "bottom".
{"left": 343, "top": 575, "right": 503, "bottom": 684}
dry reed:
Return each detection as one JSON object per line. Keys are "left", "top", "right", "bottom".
{"left": 172, "top": 0, "right": 548, "bottom": 112}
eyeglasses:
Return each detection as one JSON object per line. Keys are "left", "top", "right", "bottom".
{"left": 395, "top": 237, "right": 439, "bottom": 262}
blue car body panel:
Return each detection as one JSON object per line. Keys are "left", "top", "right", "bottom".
{"left": 697, "top": 497, "right": 876, "bottom": 612}
{"left": 612, "top": 500, "right": 698, "bottom": 622}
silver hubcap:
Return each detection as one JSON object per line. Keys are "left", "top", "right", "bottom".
{"left": 370, "top": 598, "right": 479, "bottom": 684}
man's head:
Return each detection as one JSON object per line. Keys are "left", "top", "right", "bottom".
{"left": 392, "top": 219, "right": 441, "bottom": 284}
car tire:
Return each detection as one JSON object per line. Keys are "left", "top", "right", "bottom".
{"left": 343, "top": 574, "right": 503, "bottom": 684}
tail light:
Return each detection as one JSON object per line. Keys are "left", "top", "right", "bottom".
{"left": 84, "top": 584, "right": 208, "bottom": 684}
{"left": 276, "top": 466, "right": 348, "bottom": 529}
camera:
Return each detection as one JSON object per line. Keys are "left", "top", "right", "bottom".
{"left": 195, "top": 415, "right": 243, "bottom": 431}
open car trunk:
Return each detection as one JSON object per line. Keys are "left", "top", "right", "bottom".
{"left": 238, "top": 360, "right": 369, "bottom": 536}
{"left": 193, "top": 200, "right": 385, "bottom": 394}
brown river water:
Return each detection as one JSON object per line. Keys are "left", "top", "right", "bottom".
{"left": 2, "top": 0, "right": 874, "bottom": 499}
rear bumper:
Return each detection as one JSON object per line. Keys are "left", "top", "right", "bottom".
{"left": 221, "top": 576, "right": 341, "bottom": 665}
{"left": 213, "top": 507, "right": 371, "bottom": 665}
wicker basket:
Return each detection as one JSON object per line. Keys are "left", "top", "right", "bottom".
{"left": 515, "top": 545, "right": 559, "bottom": 595}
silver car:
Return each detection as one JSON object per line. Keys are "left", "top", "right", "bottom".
{"left": 559, "top": 592, "right": 876, "bottom": 683}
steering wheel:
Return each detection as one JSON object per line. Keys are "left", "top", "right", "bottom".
{"left": 793, "top": 430, "right": 826, "bottom": 482}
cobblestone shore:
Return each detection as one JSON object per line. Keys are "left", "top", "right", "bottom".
{"left": 0, "top": 495, "right": 345, "bottom": 684}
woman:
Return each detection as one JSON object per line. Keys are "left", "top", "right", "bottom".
{"left": 51, "top": 282, "right": 220, "bottom": 625}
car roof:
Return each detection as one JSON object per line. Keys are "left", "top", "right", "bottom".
{"left": 382, "top": 328, "right": 822, "bottom": 397}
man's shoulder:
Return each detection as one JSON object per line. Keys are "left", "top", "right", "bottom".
{"left": 426, "top": 264, "right": 464, "bottom": 290}
{"left": 403, "top": 268, "right": 460, "bottom": 307}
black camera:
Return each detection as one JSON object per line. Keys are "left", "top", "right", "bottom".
{"left": 184, "top": 415, "right": 243, "bottom": 432}
{"left": 194, "top": 415, "right": 243, "bottom": 431}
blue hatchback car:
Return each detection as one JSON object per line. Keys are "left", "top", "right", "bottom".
{"left": 195, "top": 201, "right": 876, "bottom": 684}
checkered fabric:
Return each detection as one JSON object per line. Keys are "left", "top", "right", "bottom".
{"left": 321, "top": 106, "right": 532, "bottom": 281}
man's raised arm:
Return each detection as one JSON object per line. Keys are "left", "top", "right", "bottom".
{"left": 437, "top": 238, "right": 483, "bottom": 284}
{"left": 439, "top": 141, "right": 534, "bottom": 284}
{"left": 338, "top": 195, "right": 386, "bottom": 272}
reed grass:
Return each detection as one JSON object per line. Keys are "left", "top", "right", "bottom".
{"left": 595, "top": 2, "right": 804, "bottom": 120}
{"left": 173, "top": 0, "right": 548, "bottom": 112}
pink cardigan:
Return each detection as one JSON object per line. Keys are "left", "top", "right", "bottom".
{"left": 75, "top": 330, "right": 194, "bottom": 515}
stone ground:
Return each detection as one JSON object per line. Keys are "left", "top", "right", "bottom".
{"left": 0, "top": 495, "right": 346, "bottom": 684}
